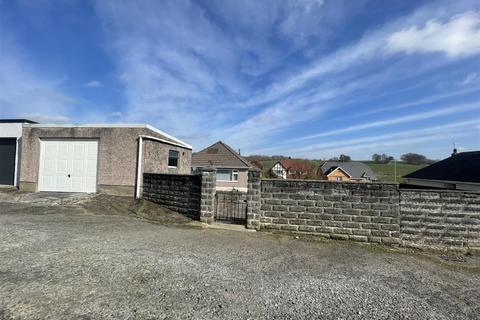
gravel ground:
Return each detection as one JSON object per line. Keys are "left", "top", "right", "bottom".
{"left": 0, "top": 192, "right": 479, "bottom": 319}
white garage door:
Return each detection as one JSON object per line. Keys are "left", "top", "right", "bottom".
{"left": 39, "top": 140, "right": 98, "bottom": 193}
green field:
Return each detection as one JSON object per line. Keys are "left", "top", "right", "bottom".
{"left": 360, "top": 161, "right": 424, "bottom": 183}
{"left": 252, "top": 159, "right": 424, "bottom": 183}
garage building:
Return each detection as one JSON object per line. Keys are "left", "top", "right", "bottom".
{"left": 0, "top": 119, "right": 37, "bottom": 187}
{"left": 19, "top": 124, "right": 192, "bottom": 196}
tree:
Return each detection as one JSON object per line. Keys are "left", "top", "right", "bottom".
{"left": 330, "top": 154, "right": 351, "bottom": 162}
{"left": 401, "top": 153, "right": 428, "bottom": 165}
{"left": 339, "top": 154, "right": 351, "bottom": 162}
{"left": 250, "top": 160, "right": 263, "bottom": 170}
{"left": 372, "top": 153, "right": 394, "bottom": 164}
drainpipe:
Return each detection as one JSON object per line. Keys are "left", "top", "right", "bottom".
{"left": 135, "top": 136, "right": 143, "bottom": 199}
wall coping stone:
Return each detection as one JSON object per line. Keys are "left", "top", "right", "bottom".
{"left": 262, "top": 178, "right": 399, "bottom": 186}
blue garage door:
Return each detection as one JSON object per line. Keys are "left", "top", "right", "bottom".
{"left": 0, "top": 138, "right": 16, "bottom": 185}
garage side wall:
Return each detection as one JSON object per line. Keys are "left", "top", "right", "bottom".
{"left": 19, "top": 127, "right": 191, "bottom": 195}
{"left": 142, "top": 139, "right": 191, "bottom": 175}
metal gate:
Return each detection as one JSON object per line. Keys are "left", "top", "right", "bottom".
{"left": 215, "top": 191, "right": 247, "bottom": 224}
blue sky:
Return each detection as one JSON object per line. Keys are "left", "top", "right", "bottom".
{"left": 0, "top": 0, "right": 479, "bottom": 160}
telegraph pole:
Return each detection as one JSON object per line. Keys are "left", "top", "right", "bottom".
{"left": 394, "top": 158, "right": 397, "bottom": 183}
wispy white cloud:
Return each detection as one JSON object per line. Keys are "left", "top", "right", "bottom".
{"left": 251, "top": 119, "right": 479, "bottom": 155}
{"left": 289, "top": 102, "right": 480, "bottom": 142}
{"left": 387, "top": 11, "right": 480, "bottom": 58}
{"left": 363, "top": 88, "right": 480, "bottom": 115}
{"left": 316, "top": 131, "right": 471, "bottom": 159}
{"left": 21, "top": 113, "right": 69, "bottom": 123}
{"left": 460, "top": 72, "right": 478, "bottom": 85}
{"left": 274, "top": 121, "right": 477, "bottom": 159}
{"left": 293, "top": 120, "right": 479, "bottom": 154}
{"left": 84, "top": 80, "right": 103, "bottom": 88}
{"left": 2, "top": 0, "right": 478, "bottom": 161}
{"left": 236, "top": 8, "right": 480, "bottom": 113}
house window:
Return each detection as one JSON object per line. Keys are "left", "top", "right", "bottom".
{"left": 168, "top": 150, "right": 179, "bottom": 167}
{"left": 217, "top": 169, "right": 238, "bottom": 182}
{"left": 336, "top": 177, "right": 342, "bottom": 181}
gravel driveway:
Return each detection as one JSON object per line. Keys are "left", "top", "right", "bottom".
{"left": 0, "top": 192, "right": 479, "bottom": 319}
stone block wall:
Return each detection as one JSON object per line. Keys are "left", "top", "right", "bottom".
{"left": 143, "top": 173, "right": 201, "bottom": 218}
{"left": 142, "top": 170, "right": 480, "bottom": 251}
{"left": 400, "top": 190, "right": 480, "bottom": 249}
{"left": 258, "top": 179, "right": 400, "bottom": 244}
{"left": 199, "top": 168, "right": 216, "bottom": 224}
{"left": 246, "top": 169, "right": 262, "bottom": 230}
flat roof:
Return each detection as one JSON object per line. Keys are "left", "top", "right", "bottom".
{"left": 0, "top": 119, "right": 37, "bottom": 124}
{"left": 22, "top": 123, "right": 192, "bottom": 149}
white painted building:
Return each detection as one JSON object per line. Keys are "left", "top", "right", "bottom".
{"left": 271, "top": 162, "right": 287, "bottom": 179}
{"left": 0, "top": 119, "right": 37, "bottom": 186}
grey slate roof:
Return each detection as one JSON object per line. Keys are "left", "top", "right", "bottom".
{"left": 192, "top": 141, "right": 251, "bottom": 169}
{"left": 404, "top": 151, "right": 480, "bottom": 183}
{"left": 321, "top": 161, "right": 376, "bottom": 180}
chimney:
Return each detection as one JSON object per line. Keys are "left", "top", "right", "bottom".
{"left": 451, "top": 148, "right": 457, "bottom": 157}
{"left": 238, "top": 149, "right": 241, "bottom": 155}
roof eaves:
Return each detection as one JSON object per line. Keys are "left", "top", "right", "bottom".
{"left": 22, "top": 123, "right": 192, "bottom": 149}
{"left": 326, "top": 166, "right": 352, "bottom": 178}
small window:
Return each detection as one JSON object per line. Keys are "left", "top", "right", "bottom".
{"left": 336, "top": 177, "right": 342, "bottom": 181}
{"left": 168, "top": 150, "right": 179, "bottom": 167}
{"left": 232, "top": 170, "right": 239, "bottom": 181}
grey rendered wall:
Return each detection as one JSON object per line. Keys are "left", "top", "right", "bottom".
{"left": 216, "top": 169, "right": 248, "bottom": 191}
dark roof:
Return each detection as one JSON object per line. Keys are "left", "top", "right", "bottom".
{"left": 192, "top": 141, "right": 251, "bottom": 169}
{"left": 403, "top": 151, "right": 480, "bottom": 184}
{"left": 0, "top": 119, "right": 37, "bottom": 124}
{"left": 321, "top": 161, "right": 376, "bottom": 180}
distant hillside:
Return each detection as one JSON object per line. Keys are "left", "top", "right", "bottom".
{"left": 247, "top": 157, "right": 424, "bottom": 182}
{"left": 361, "top": 161, "right": 425, "bottom": 183}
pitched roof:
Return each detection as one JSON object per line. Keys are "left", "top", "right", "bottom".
{"left": 192, "top": 141, "right": 251, "bottom": 168}
{"left": 276, "top": 159, "right": 313, "bottom": 172}
{"left": 403, "top": 151, "right": 480, "bottom": 184}
{"left": 321, "top": 161, "right": 376, "bottom": 180}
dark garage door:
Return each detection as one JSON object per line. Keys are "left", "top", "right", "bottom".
{"left": 0, "top": 138, "right": 16, "bottom": 185}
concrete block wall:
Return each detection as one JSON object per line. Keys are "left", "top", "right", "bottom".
{"left": 258, "top": 179, "right": 400, "bottom": 245}
{"left": 143, "top": 173, "right": 201, "bottom": 218}
{"left": 142, "top": 170, "right": 480, "bottom": 251}
{"left": 199, "top": 168, "right": 216, "bottom": 224}
{"left": 400, "top": 190, "right": 480, "bottom": 249}
{"left": 246, "top": 169, "right": 262, "bottom": 230}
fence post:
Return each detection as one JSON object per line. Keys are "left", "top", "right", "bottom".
{"left": 247, "top": 168, "right": 262, "bottom": 230}
{"left": 199, "top": 166, "right": 216, "bottom": 224}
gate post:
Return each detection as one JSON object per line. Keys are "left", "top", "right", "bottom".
{"left": 199, "top": 166, "right": 216, "bottom": 224}
{"left": 246, "top": 168, "right": 261, "bottom": 230}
